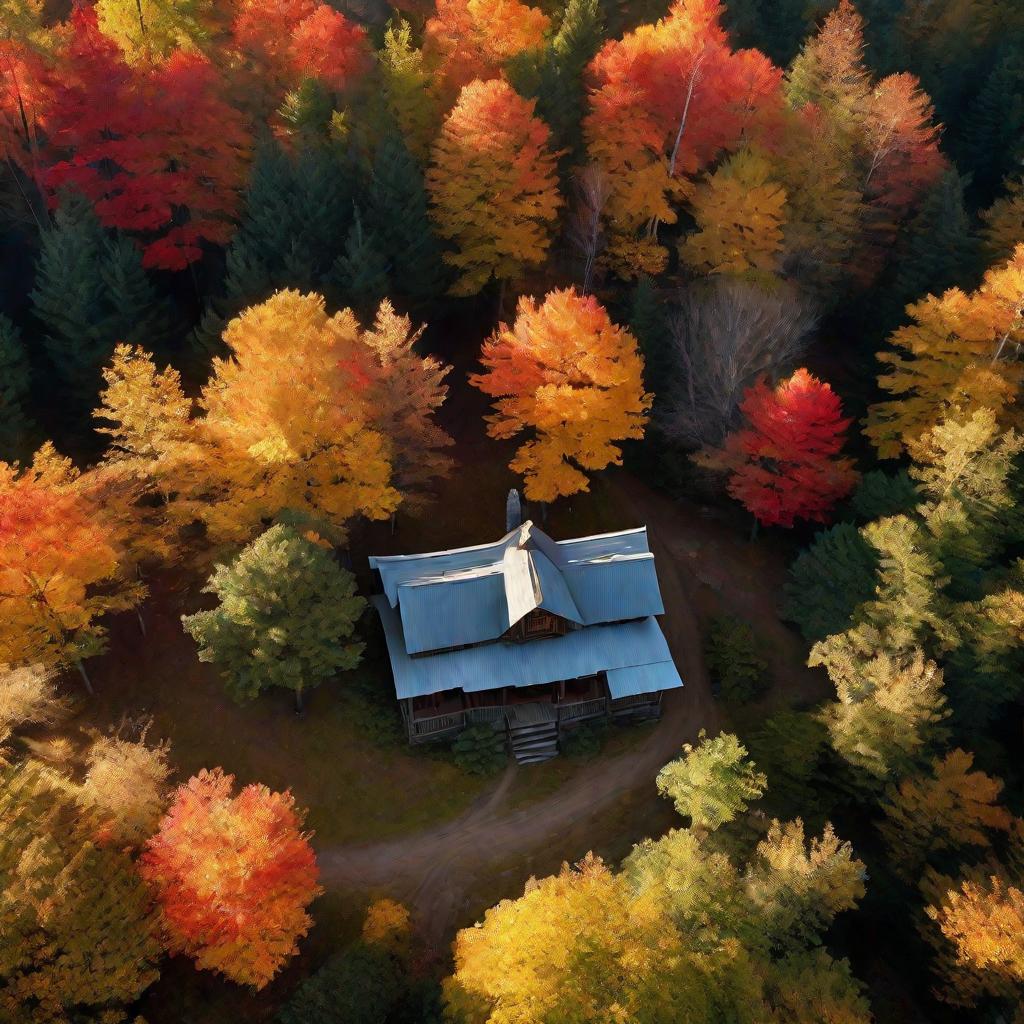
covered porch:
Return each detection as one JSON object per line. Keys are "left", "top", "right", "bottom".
{"left": 401, "top": 673, "right": 662, "bottom": 743}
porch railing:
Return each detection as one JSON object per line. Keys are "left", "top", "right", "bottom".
{"left": 409, "top": 692, "right": 642, "bottom": 740}
{"left": 557, "top": 697, "right": 608, "bottom": 724}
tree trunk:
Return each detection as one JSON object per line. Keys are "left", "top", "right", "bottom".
{"left": 136, "top": 609, "right": 147, "bottom": 637}
{"left": 76, "top": 661, "right": 94, "bottom": 696}
{"left": 294, "top": 687, "right": 304, "bottom": 716}
{"left": 749, "top": 516, "right": 759, "bottom": 543}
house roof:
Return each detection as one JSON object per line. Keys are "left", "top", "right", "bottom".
{"left": 369, "top": 522, "right": 665, "bottom": 656}
{"left": 372, "top": 596, "right": 683, "bottom": 700}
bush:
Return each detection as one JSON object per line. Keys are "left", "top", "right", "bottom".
{"left": 704, "top": 615, "right": 768, "bottom": 703}
{"left": 277, "top": 942, "right": 400, "bottom": 1024}
{"left": 451, "top": 724, "right": 507, "bottom": 776}
{"left": 560, "top": 719, "right": 610, "bottom": 759}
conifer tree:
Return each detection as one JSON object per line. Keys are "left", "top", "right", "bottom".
{"left": 31, "top": 195, "right": 168, "bottom": 412}
{"left": 981, "top": 175, "right": 1024, "bottom": 265}
{"left": 850, "top": 469, "right": 919, "bottom": 521}
{"left": 784, "top": 522, "right": 879, "bottom": 644}
{"left": 627, "top": 274, "right": 671, "bottom": 398}
{"left": 957, "top": 48, "right": 1024, "bottom": 203}
{"left": 0, "top": 763, "right": 163, "bottom": 1023}
{"left": 881, "top": 167, "right": 978, "bottom": 330}
{"left": 0, "top": 314, "right": 34, "bottom": 462}
{"left": 182, "top": 524, "right": 367, "bottom": 713}
{"left": 327, "top": 206, "right": 391, "bottom": 320}
{"left": 367, "top": 132, "right": 446, "bottom": 304}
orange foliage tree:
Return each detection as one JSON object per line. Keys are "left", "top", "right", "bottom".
{"left": 583, "top": 0, "right": 782, "bottom": 277}
{"left": 232, "top": 0, "right": 371, "bottom": 101}
{"left": 867, "top": 244, "right": 1024, "bottom": 458}
{"left": 141, "top": 767, "right": 322, "bottom": 989}
{"left": 696, "top": 369, "right": 858, "bottom": 528}
{"left": 471, "top": 288, "right": 651, "bottom": 501}
{"left": 423, "top": 0, "right": 549, "bottom": 103}
{"left": 0, "top": 444, "right": 142, "bottom": 691}
{"left": 427, "top": 78, "right": 561, "bottom": 297}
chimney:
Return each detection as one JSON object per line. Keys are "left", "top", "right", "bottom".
{"left": 506, "top": 488, "right": 523, "bottom": 532}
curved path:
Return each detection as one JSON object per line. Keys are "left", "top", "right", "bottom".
{"left": 318, "top": 474, "right": 818, "bottom": 944}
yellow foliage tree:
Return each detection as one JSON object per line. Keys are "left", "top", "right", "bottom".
{"left": 379, "top": 18, "right": 441, "bottom": 162}
{"left": 879, "top": 748, "right": 1012, "bottom": 879}
{"left": 427, "top": 78, "right": 562, "bottom": 297}
{"left": 981, "top": 176, "right": 1024, "bottom": 264}
{"left": 95, "top": 0, "right": 214, "bottom": 63}
{"left": 866, "top": 244, "right": 1024, "bottom": 458}
{"left": 470, "top": 288, "right": 651, "bottom": 501}
{"left": 681, "top": 147, "right": 788, "bottom": 281}
{"left": 922, "top": 823, "right": 1024, "bottom": 1010}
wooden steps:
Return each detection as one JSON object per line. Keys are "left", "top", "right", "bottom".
{"left": 506, "top": 702, "right": 559, "bottom": 764}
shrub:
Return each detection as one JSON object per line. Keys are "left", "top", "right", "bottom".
{"left": 704, "top": 615, "right": 768, "bottom": 703}
{"left": 560, "top": 719, "right": 610, "bottom": 759}
{"left": 451, "top": 725, "right": 507, "bottom": 776}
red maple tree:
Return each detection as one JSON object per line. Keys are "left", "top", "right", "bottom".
{"left": 32, "top": 7, "right": 250, "bottom": 270}
{"left": 140, "top": 767, "right": 322, "bottom": 989}
{"left": 698, "top": 369, "right": 858, "bottom": 528}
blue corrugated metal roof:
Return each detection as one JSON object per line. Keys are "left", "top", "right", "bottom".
{"left": 606, "top": 660, "right": 683, "bottom": 698}
{"left": 373, "top": 595, "right": 681, "bottom": 700}
{"left": 369, "top": 522, "right": 666, "bottom": 655}
{"left": 532, "top": 550, "right": 583, "bottom": 623}
{"left": 397, "top": 569, "right": 507, "bottom": 655}
{"left": 563, "top": 554, "right": 664, "bottom": 623}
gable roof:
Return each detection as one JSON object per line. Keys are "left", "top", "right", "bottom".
{"left": 369, "top": 522, "right": 665, "bottom": 656}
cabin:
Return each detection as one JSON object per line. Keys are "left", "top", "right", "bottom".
{"left": 369, "top": 494, "right": 684, "bottom": 763}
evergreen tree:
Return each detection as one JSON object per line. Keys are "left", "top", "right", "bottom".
{"left": 367, "top": 132, "right": 446, "bottom": 304}
{"left": 514, "top": 0, "right": 605, "bottom": 167}
{"left": 327, "top": 205, "right": 391, "bottom": 319}
{"left": 957, "top": 48, "right": 1024, "bottom": 204}
{"left": 223, "top": 140, "right": 353, "bottom": 307}
{"left": 881, "top": 167, "right": 979, "bottom": 331}
{"left": 181, "top": 524, "right": 367, "bottom": 713}
{"left": 627, "top": 275, "right": 670, "bottom": 400}
{"left": 851, "top": 469, "right": 920, "bottom": 521}
{"left": 31, "top": 194, "right": 168, "bottom": 414}
{"left": 0, "top": 314, "right": 34, "bottom": 462}
{"left": 784, "top": 522, "right": 880, "bottom": 644}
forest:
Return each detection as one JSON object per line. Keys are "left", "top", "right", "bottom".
{"left": 1, "top": 0, "right": 1023, "bottom": 1021}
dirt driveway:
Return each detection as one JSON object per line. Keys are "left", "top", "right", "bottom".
{"left": 318, "top": 473, "right": 824, "bottom": 945}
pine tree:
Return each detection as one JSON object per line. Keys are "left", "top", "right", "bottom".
{"left": 627, "top": 274, "right": 670, "bottom": 398}
{"left": 881, "top": 167, "right": 978, "bottom": 331}
{"left": 851, "top": 469, "right": 919, "bottom": 521}
{"left": 31, "top": 194, "right": 168, "bottom": 414}
{"left": 784, "top": 522, "right": 879, "bottom": 644}
{"left": 367, "top": 132, "right": 446, "bottom": 304}
{"left": 957, "top": 48, "right": 1024, "bottom": 203}
{"left": 327, "top": 205, "right": 390, "bottom": 319}
{"left": 514, "top": 0, "right": 605, "bottom": 167}
{"left": 0, "top": 314, "right": 34, "bottom": 462}
{"left": 30, "top": 194, "right": 116, "bottom": 402}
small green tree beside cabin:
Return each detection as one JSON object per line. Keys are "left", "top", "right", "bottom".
{"left": 182, "top": 525, "right": 366, "bottom": 713}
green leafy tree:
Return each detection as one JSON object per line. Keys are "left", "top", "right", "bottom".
{"left": 747, "top": 709, "right": 831, "bottom": 820}
{"left": 656, "top": 730, "right": 766, "bottom": 831}
{"left": 0, "top": 314, "right": 34, "bottom": 462}
{"left": 0, "top": 763, "right": 162, "bottom": 1024}
{"left": 784, "top": 522, "right": 879, "bottom": 644}
{"left": 181, "top": 525, "right": 366, "bottom": 713}
{"left": 911, "top": 411, "right": 1024, "bottom": 589}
